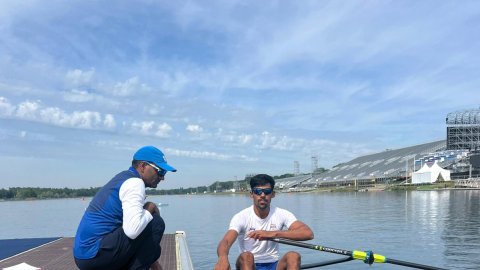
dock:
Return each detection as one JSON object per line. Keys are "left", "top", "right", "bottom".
{"left": 0, "top": 232, "right": 193, "bottom": 270}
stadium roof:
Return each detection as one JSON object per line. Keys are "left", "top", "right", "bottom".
{"left": 307, "top": 140, "right": 449, "bottom": 183}
{"left": 446, "top": 108, "right": 480, "bottom": 125}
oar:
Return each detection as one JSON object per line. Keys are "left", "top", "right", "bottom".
{"left": 272, "top": 238, "right": 447, "bottom": 270}
{"left": 301, "top": 257, "right": 353, "bottom": 269}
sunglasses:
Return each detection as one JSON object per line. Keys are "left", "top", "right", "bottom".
{"left": 145, "top": 161, "right": 167, "bottom": 176}
{"left": 252, "top": 187, "right": 273, "bottom": 195}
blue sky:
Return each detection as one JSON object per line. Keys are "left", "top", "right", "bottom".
{"left": 0, "top": 1, "right": 479, "bottom": 189}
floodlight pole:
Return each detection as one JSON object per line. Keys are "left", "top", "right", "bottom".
{"left": 405, "top": 158, "right": 409, "bottom": 183}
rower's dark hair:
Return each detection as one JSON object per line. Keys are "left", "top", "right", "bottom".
{"left": 249, "top": 174, "right": 275, "bottom": 190}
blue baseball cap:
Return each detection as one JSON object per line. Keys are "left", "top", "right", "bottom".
{"left": 133, "top": 146, "right": 177, "bottom": 172}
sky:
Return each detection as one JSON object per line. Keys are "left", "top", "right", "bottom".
{"left": 0, "top": 1, "right": 479, "bottom": 189}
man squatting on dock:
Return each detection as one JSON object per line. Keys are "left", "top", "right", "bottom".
{"left": 215, "top": 174, "right": 314, "bottom": 270}
{"left": 73, "top": 146, "right": 176, "bottom": 270}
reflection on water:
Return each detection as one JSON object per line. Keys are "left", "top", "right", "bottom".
{"left": 442, "top": 190, "right": 480, "bottom": 269}
{"left": 0, "top": 190, "right": 478, "bottom": 269}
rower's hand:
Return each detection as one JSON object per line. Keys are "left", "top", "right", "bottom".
{"left": 214, "top": 256, "right": 231, "bottom": 270}
{"left": 247, "top": 230, "right": 276, "bottom": 241}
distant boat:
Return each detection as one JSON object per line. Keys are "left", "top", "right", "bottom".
{"left": 158, "top": 203, "right": 169, "bottom": 207}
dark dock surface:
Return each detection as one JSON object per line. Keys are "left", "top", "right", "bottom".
{"left": 0, "top": 234, "right": 177, "bottom": 270}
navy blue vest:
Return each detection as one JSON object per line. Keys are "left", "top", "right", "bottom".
{"left": 73, "top": 167, "right": 140, "bottom": 259}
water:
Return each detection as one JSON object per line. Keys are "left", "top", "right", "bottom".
{"left": 1, "top": 190, "right": 479, "bottom": 269}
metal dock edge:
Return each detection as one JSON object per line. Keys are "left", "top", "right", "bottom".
{"left": 175, "top": 231, "right": 194, "bottom": 270}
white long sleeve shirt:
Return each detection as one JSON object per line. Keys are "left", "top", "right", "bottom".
{"left": 119, "top": 177, "right": 153, "bottom": 239}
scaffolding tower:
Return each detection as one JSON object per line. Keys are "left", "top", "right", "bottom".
{"left": 311, "top": 156, "right": 318, "bottom": 173}
{"left": 294, "top": 161, "right": 300, "bottom": 175}
{"left": 446, "top": 108, "right": 480, "bottom": 150}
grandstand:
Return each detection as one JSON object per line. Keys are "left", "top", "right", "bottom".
{"left": 275, "top": 140, "right": 468, "bottom": 190}
{"left": 275, "top": 174, "right": 312, "bottom": 190}
{"left": 304, "top": 140, "right": 458, "bottom": 188}
{"left": 273, "top": 107, "right": 479, "bottom": 191}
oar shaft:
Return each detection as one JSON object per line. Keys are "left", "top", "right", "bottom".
{"left": 272, "top": 238, "right": 352, "bottom": 256}
{"left": 301, "top": 257, "right": 353, "bottom": 269}
{"left": 387, "top": 258, "right": 447, "bottom": 270}
{"left": 272, "top": 238, "right": 448, "bottom": 270}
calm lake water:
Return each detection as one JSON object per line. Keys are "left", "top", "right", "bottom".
{"left": 1, "top": 190, "right": 479, "bottom": 269}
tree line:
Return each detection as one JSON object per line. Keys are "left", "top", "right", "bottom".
{"left": 0, "top": 171, "right": 323, "bottom": 200}
{"left": 0, "top": 181, "right": 247, "bottom": 199}
{"left": 0, "top": 187, "right": 101, "bottom": 200}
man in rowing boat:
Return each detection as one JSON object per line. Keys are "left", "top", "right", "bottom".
{"left": 73, "top": 146, "right": 176, "bottom": 270}
{"left": 215, "top": 174, "right": 314, "bottom": 270}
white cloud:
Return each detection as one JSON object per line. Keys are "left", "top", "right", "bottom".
{"left": 1, "top": 98, "right": 116, "bottom": 130}
{"left": 217, "top": 130, "right": 254, "bottom": 146}
{"left": 132, "top": 121, "right": 155, "bottom": 134}
{"left": 69, "top": 111, "right": 102, "bottom": 129}
{"left": 131, "top": 121, "right": 172, "bottom": 138}
{"left": 65, "top": 68, "right": 95, "bottom": 87}
{"left": 155, "top": 123, "right": 173, "bottom": 138}
{"left": 257, "top": 131, "right": 292, "bottom": 150}
{"left": 16, "top": 100, "right": 40, "bottom": 119}
{"left": 165, "top": 148, "right": 231, "bottom": 160}
{"left": 103, "top": 114, "right": 116, "bottom": 129}
{"left": 164, "top": 147, "right": 259, "bottom": 162}
{"left": 186, "top": 124, "right": 203, "bottom": 133}
{"left": 113, "top": 77, "right": 150, "bottom": 97}
{"left": 38, "top": 107, "right": 106, "bottom": 129}
{"left": 38, "top": 107, "right": 69, "bottom": 125}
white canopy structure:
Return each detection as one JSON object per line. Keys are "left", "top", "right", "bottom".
{"left": 412, "top": 161, "right": 451, "bottom": 184}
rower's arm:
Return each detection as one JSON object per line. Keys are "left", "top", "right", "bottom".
{"left": 247, "top": 220, "right": 314, "bottom": 241}
{"left": 276, "top": 220, "right": 314, "bottom": 241}
{"left": 215, "top": 230, "right": 238, "bottom": 270}
{"left": 217, "top": 229, "right": 238, "bottom": 256}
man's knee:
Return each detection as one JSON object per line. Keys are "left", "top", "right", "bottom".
{"left": 239, "top": 251, "right": 254, "bottom": 260}
{"left": 236, "top": 251, "right": 254, "bottom": 269}
{"left": 285, "top": 251, "right": 300, "bottom": 258}
{"left": 284, "top": 251, "right": 301, "bottom": 264}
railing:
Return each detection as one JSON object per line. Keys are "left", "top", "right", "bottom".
{"left": 454, "top": 178, "right": 480, "bottom": 188}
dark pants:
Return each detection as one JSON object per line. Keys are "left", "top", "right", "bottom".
{"left": 75, "top": 213, "right": 165, "bottom": 270}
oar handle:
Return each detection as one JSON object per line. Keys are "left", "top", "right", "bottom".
{"left": 272, "top": 238, "right": 352, "bottom": 256}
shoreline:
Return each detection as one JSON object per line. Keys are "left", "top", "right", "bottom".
{"left": 4, "top": 187, "right": 480, "bottom": 202}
